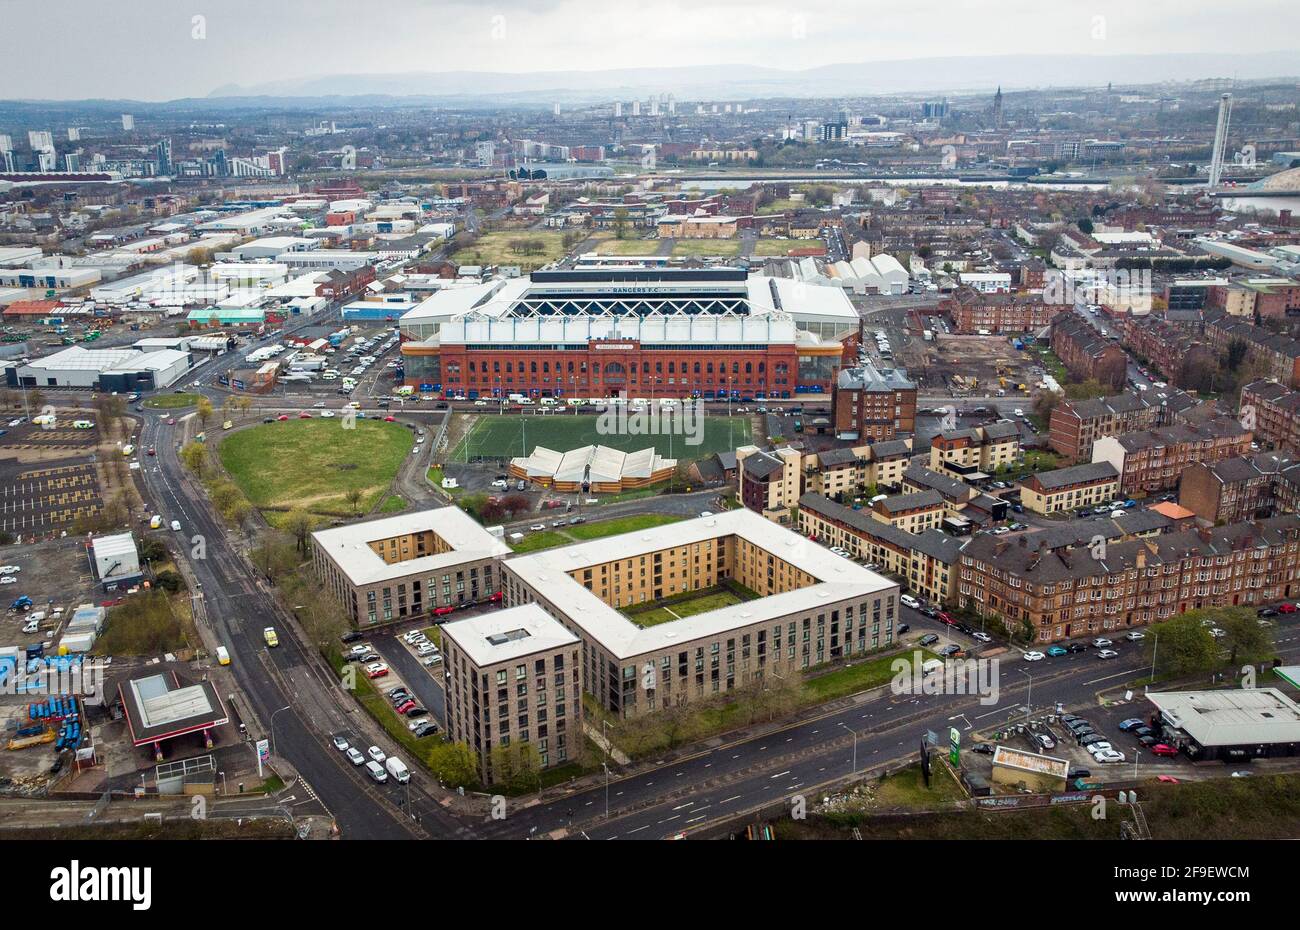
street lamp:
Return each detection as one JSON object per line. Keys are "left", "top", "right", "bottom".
{"left": 839, "top": 722, "right": 859, "bottom": 774}
{"left": 1018, "top": 668, "right": 1033, "bottom": 723}
{"left": 270, "top": 704, "right": 291, "bottom": 756}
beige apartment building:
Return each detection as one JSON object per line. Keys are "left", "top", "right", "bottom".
{"left": 929, "top": 421, "right": 1020, "bottom": 477}
{"left": 311, "top": 507, "right": 511, "bottom": 627}
{"left": 803, "top": 439, "right": 913, "bottom": 499}
{"left": 871, "top": 490, "right": 946, "bottom": 533}
{"left": 737, "top": 445, "right": 803, "bottom": 522}
{"left": 1018, "top": 462, "right": 1120, "bottom": 515}
{"left": 440, "top": 605, "right": 582, "bottom": 785}
{"left": 799, "top": 493, "right": 963, "bottom": 606}
{"left": 501, "top": 510, "right": 898, "bottom": 719}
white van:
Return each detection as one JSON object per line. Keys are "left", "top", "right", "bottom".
{"left": 365, "top": 760, "right": 388, "bottom": 783}
{"left": 539, "top": 397, "right": 557, "bottom": 407}
{"left": 385, "top": 757, "right": 410, "bottom": 784}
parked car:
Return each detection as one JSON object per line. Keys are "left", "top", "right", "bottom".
{"left": 1022, "top": 651, "right": 1045, "bottom": 662}
{"left": 365, "top": 662, "right": 389, "bottom": 679}
{"left": 972, "top": 631, "right": 992, "bottom": 643}
{"left": 332, "top": 735, "right": 349, "bottom": 752}
{"left": 971, "top": 743, "right": 996, "bottom": 755}
{"left": 346, "top": 747, "right": 365, "bottom": 766}
{"left": 1096, "top": 649, "right": 1119, "bottom": 659}
{"left": 1046, "top": 645, "right": 1068, "bottom": 656}
{"left": 1091, "top": 638, "right": 1113, "bottom": 648}
{"left": 1150, "top": 743, "right": 1179, "bottom": 757}
{"left": 1118, "top": 718, "right": 1145, "bottom": 731}
{"left": 1032, "top": 732, "right": 1056, "bottom": 751}
{"left": 900, "top": 594, "right": 920, "bottom": 610}
{"left": 1093, "top": 749, "right": 1126, "bottom": 763}
{"left": 918, "top": 633, "right": 940, "bottom": 647}
{"left": 367, "top": 745, "right": 386, "bottom": 764}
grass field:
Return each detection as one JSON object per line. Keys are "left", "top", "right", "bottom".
{"left": 669, "top": 238, "right": 742, "bottom": 258}
{"left": 145, "top": 393, "right": 200, "bottom": 409}
{"left": 450, "top": 230, "right": 569, "bottom": 271}
{"left": 625, "top": 585, "right": 746, "bottom": 627}
{"left": 453, "top": 414, "right": 749, "bottom": 464}
{"left": 594, "top": 237, "right": 661, "bottom": 256}
{"left": 219, "top": 419, "right": 413, "bottom": 517}
{"left": 509, "top": 513, "right": 684, "bottom": 553}
{"left": 751, "top": 238, "right": 801, "bottom": 257}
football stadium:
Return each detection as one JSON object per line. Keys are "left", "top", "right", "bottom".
{"left": 398, "top": 267, "right": 859, "bottom": 400}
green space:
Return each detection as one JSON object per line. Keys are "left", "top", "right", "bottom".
{"left": 450, "top": 230, "right": 569, "bottom": 271}
{"left": 756, "top": 197, "right": 803, "bottom": 215}
{"left": 378, "top": 494, "right": 407, "bottom": 513}
{"left": 804, "top": 649, "right": 940, "bottom": 703}
{"left": 594, "top": 237, "right": 660, "bottom": 256}
{"left": 669, "top": 238, "right": 742, "bottom": 258}
{"left": 751, "top": 238, "right": 800, "bottom": 257}
{"left": 779, "top": 771, "right": 1300, "bottom": 840}
{"left": 219, "top": 419, "right": 413, "bottom": 518}
{"left": 95, "top": 589, "right": 191, "bottom": 655}
{"left": 145, "top": 393, "right": 201, "bottom": 409}
{"left": 625, "top": 584, "right": 748, "bottom": 627}
{"left": 509, "top": 513, "right": 685, "bottom": 553}
{"left": 453, "top": 414, "right": 749, "bottom": 464}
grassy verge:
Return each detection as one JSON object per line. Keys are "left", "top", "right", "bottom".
{"left": 145, "top": 393, "right": 201, "bottom": 409}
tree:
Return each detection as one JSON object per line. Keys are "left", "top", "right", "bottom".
{"left": 1077, "top": 217, "right": 1094, "bottom": 235}
{"left": 1144, "top": 612, "right": 1219, "bottom": 679}
{"left": 344, "top": 488, "right": 364, "bottom": 515}
{"left": 250, "top": 532, "right": 299, "bottom": 583}
{"left": 283, "top": 508, "right": 315, "bottom": 554}
{"left": 1216, "top": 608, "right": 1273, "bottom": 669}
{"left": 613, "top": 207, "right": 629, "bottom": 240}
{"left": 196, "top": 397, "right": 214, "bottom": 428}
{"left": 489, "top": 741, "right": 542, "bottom": 792}
{"left": 180, "top": 441, "right": 208, "bottom": 477}
{"left": 429, "top": 741, "right": 479, "bottom": 789}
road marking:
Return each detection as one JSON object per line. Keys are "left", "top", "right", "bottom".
{"left": 720, "top": 795, "right": 741, "bottom": 804}
{"left": 769, "top": 770, "right": 790, "bottom": 779}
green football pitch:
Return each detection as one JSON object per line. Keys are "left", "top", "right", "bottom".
{"left": 452, "top": 414, "right": 750, "bottom": 463}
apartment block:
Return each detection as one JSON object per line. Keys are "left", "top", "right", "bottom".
{"left": 500, "top": 510, "right": 898, "bottom": 720}
{"left": 1204, "top": 312, "right": 1300, "bottom": 389}
{"left": 798, "top": 493, "right": 964, "bottom": 606}
{"left": 1118, "top": 314, "right": 1215, "bottom": 389}
{"left": 1018, "top": 462, "right": 1121, "bottom": 515}
{"left": 737, "top": 445, "right": 803, "bottom": 523}
{"left": 803, "top": 439, "right": 913, "bottom": 499}
{"left": 871, "top": 490, "right": 946, "bottom": 533}
{"left": 929, "top": 421, "right": 1021, "bottom": 476}
{"left": 1178, "top": 451, "right": 1300, "bottom": 525}
{"left": 1049, "top": 313, "right": 1128, "bottom": 390}
{"left": 943, "top": 288, "right": 1063, "bottom": 334}
{"left": 441, "top": 605, "right": 582, "bottom": 785}
{"left": 1241, "top": 379, "right": 1300, "bottom": 456}
{"left": 1092, "top": 417, "right": 1254, "bottom": 496}
{"left": 311, "top": 507, "right": 510, "bottom": 627}
{"left": 1049, "top": 388, "right": 1200, "bottom": 463}
{"left": 958, "top": 515, "right": 1300, "bottom": 643}
{"left": 831, "top": 361, "right": 917, "bottom": 441}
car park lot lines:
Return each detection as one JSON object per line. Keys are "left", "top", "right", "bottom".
{"left": 0, "top": 460, "right": 102, "bottom": 532}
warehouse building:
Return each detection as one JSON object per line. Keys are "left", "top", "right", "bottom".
{"left": 312, "top": 507, "right": 511, "bottom": 627}
{"left": 4, "top": 344, "right": 191, "bottom": 390}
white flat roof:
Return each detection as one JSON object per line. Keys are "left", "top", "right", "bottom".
{"left": 442, "top": 604, "right": 579, "bottom": 667}
{"left": 504, "top": 509, "right": 895, "bottom": 660}
{"left": 1148, "top": 688, "right": 1300, "bottom": 746}
{"left": 312, "top": 506, "right": 511, "bottom": 586}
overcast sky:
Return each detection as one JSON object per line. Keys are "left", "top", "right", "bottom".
{"left": 3, "top": 0, "right": 1297, "bottom": 100}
